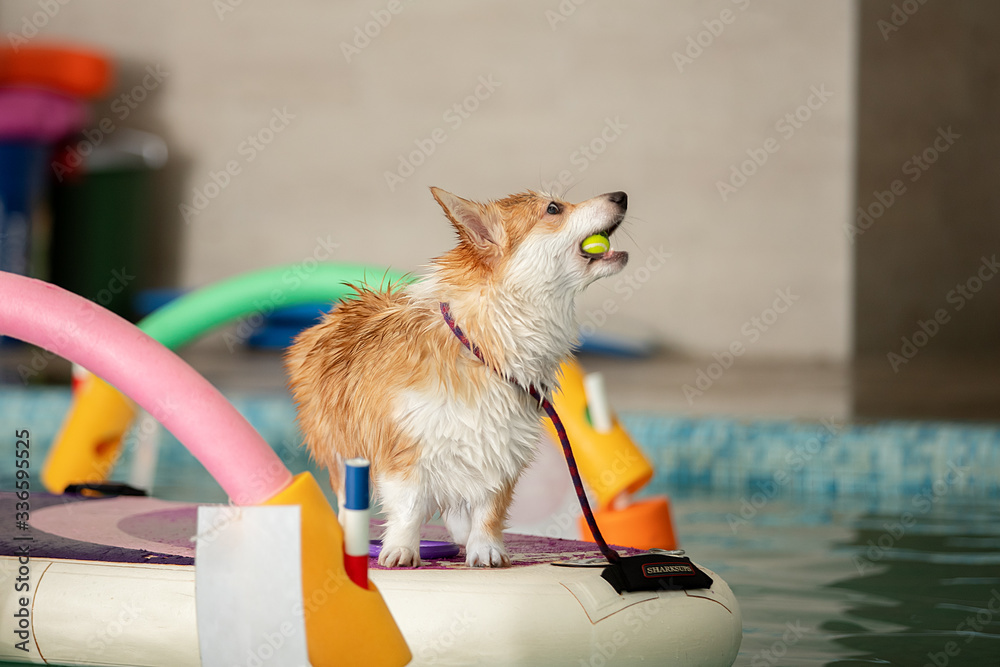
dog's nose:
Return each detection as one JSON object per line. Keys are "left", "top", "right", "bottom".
{"left": 607, "top": 191, "right": 628, "bottom": 210}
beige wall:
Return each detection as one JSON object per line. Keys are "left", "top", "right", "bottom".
{"left": 854, "top": 0, "right": 1000, "bottom": 357}
{"left": 4, "top": 0, "right": 855, "bottom": 360}
{"left": 851, "top": 0, "right": 1000, "bottom": 420}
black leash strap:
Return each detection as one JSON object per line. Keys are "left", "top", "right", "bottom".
{"left": 440, "top": 302, "right": 713, "bottom": 593}
{"left": 440, "top": 302, "right": 620, "bottom": 564}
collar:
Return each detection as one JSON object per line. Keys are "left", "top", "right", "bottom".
{"left": 439, "top": 302, "right": 552, "bottom": 398}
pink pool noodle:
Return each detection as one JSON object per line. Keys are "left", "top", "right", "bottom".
{"left": 0, "top": 272, "right": 292, "bottom": 504}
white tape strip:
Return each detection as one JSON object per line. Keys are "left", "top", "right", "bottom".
{"left": 195, "top": 506, "right": 309, "bottom": 667}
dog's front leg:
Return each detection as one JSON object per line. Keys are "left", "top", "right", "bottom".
{"left": 464, "top": 480, "right": 514, "bottom": 568}
{"left": 377, "top": 475, "right": 425, "bottom": 567}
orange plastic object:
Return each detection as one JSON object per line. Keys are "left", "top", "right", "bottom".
{"left": 41, "top": 375, "right": 136, "bottom": 493}
{"left": 263, "top": 472, "right": 411, "bottom": 666}
{"left": 0, "top": 44, "right": 112, "bottom": 98}
{"left": 579, "top": 496, "right": 678, "bottom": 551}
{"left": 545, "top": 359, "right": 653, "bottom": 509}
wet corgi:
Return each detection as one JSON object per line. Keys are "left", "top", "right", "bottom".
{"left": 286, "top": 188, "right": 629, "bottom": 567}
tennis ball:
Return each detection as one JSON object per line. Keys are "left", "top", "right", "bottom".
{"left": 581, "top": 233, "right": 610, "bottom": 255}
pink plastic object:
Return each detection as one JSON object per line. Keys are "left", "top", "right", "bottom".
{"left": 0, "top": 88, "right": 89, "bottom": 142}
{"left": 0, "top": 272, "right": 292, "bottom": 504}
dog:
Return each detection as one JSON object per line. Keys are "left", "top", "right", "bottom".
{"left": 285, "top": 188, "right": 629, "bottom": 567}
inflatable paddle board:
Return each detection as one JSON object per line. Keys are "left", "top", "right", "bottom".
{"left": 0, "top": 491, "right": 741, "bottom": 666}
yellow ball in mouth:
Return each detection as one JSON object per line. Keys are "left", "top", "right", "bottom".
{"left": 581, "top": 233, "right": 610, "bottom": 255}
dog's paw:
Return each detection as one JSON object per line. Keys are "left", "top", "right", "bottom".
{"left": 465, "top": 543, "right": 511, "bottom": 568}
{"left": 378, "top": 545, "right": 421, "bottom": 568}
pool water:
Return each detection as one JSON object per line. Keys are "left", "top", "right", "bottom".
{"left": 670, "top": 491, "right": 1000, "bottom": 666}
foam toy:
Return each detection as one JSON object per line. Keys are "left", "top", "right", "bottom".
{"left": 42, "top": 263, "right": 409, "bottom": 493}
{"left": 0, "top": 271, "right": 411, "bottom": 666}
{"left": 546, "top": 360, "right": 677, "bottom": 550}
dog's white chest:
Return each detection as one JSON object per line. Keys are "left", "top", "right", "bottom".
{"left": 395, "top": 374, "right": 540, "bottom": 501}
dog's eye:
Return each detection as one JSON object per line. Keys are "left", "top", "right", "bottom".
{"left": 546, "top": 202, "right": 562, "bottom": 215}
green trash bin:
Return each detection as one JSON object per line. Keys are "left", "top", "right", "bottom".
{"left": 48, "top": 128, "right": 167, "bottom": 320}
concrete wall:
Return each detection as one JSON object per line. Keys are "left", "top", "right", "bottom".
{"left": 854, "top": 0, "right": 1000, "bottom": 358}
{"left": 3, "top": 0, "right": 855, "bottom": 360}
{"left": 852, "top": 0, "right": 1000, "bottom": 419}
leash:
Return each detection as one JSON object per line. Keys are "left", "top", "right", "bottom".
{"left": 440, "top": 302, "right": 716, "bottom": 594}
{"left": 440, "top": 302, "right": 621, "bottom": 564}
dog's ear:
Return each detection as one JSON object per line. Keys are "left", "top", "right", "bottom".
{"left": 430, "top": 187, "right": 503, "bottom": 259}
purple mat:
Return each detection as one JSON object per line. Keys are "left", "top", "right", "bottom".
{"left": 366, "top": 520, "right": 643, "bottom": 570}
{"left": 0, "top": 492, "right": 194, "bottom": 566}
{"left": 0, "top": 492, "right": 641, "bottom": 568}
